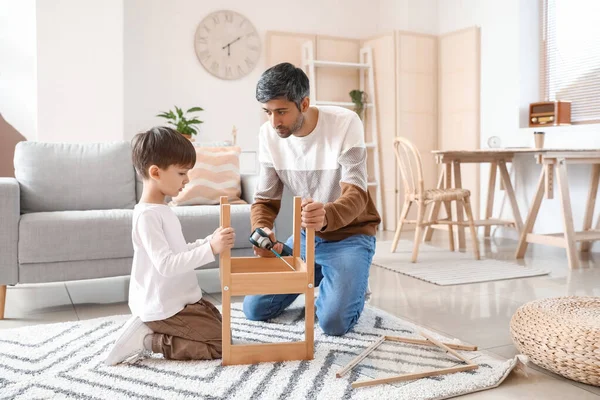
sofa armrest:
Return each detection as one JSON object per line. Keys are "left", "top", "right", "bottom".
{"left": 240, "top": 174, "right": 258, "bottom": 204}
{"left": 0, "top": 178, "right": 19, "bottom": 284}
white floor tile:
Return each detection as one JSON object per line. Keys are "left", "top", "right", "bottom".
{"left": 66, "top": 276, "right": 130, "bottom": 304}
{"left": 3, "top": 282, "right": 73, "bottom": 316}
{"left": 74, "top": 302, "right": 131, "bottom": 321}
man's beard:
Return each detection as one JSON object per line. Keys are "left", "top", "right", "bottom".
{"left": 276, "top": 113, "right": 304, "bottom": 138}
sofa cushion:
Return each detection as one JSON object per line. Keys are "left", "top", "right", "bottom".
{"left": 172, "top": 204, "right": 252, "bottom": 249}
{"left": 18, "top": 205, "right": 253, "bottom": 264}
{"left": 14, "top": 141, "right": 136, "bottom": 213}
{"left": 19, "top": 210, "right": 135, "bottom": 264}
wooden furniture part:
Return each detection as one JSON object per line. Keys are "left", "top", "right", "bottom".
{"left": 336, "top": 332, "right": 478, "bottom": 389}
{"left": 219, "top": 196, "right": 315, "bottom": 365}
{"left": 425, "top": 149, "right": 526, "bottom": 248}
{"left": 390, "top": 138, "right": 480, "bottom": 262}
{"left": 515, "top": 151, "right": 600, "bottom": 269}
{"left": 0, "top": 284, "right": 6, "bottom": 320}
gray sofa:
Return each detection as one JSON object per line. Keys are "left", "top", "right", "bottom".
{"left": 0, "top": 141, "right": 293, "bottom": 319}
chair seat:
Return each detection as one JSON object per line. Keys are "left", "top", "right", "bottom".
{"left": 414, "top": 188, "right": 471, "bottom": 202}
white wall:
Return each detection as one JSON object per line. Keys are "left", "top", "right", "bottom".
{"left": 377, "top": 0, "right": 438, "bottom": 35}
{"left": 36, "top": 0, "right": 124, "bottom": 142}
{"left": 0, "top": 0, "right": 37, "bottom": 140}
{"left": 123, "top": 0, "right": 381, "bottom": 152}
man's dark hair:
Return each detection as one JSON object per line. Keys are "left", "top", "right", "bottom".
{"left": 131, "top": 126, "right": 196, "bottom": 179}
{"left": 256, "top": 62, "right": 310, "bottom": 110}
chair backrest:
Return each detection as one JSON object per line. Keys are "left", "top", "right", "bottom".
{"left": 393, "top": 137, "right": 425, "bottom": 198}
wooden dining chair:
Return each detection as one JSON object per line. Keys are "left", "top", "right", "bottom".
{"left": 391, "top": 137, "right": 480, "bottom": 262}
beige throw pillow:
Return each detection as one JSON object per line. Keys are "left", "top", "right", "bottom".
{"left": 170, "top": 146, "right": 246, "bottom": 206}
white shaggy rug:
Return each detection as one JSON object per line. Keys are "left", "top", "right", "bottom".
{"left": 0, "top": 301, "right": 525, "bottom": 399}
{"left": 373, "top": 240, "right": 549, "bottom": 285}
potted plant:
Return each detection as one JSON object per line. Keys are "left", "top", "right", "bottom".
{"left": 349, "top": 90, "right": 367, "bottom": 120}
{"left": 156, "top": 106, "right": 204, "bottom": 139}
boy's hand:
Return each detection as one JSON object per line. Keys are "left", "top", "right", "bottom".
{"left": 210, "top": 227, "right": 236, "bottom": 255}
{"left": 301, "top": 198, "right": 327, "bottom": 230}
{"left": 253, "top": 227, "right": 283, "bottom": 257}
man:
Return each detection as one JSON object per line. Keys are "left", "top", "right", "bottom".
{"left": 243, "top": 62, "right": 381, "bottom": 336}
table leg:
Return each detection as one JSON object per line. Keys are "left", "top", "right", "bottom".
{"left": 444, "top": 200, "right": 455, "bottom": 251}
{"left": 515, "top": 166, "right": 546, "bottom": 259}
{"left": 453, "top": 161, "right": 466, "bottom": 249}
{"left": 424, "top": 167, "right": 445, "bottom": 242}
{"left": 498, "top": 161, "right": 523, "bottom": 234}
{"left": 484, "top": 162, "right": 497, "bottom": 237}
{"left": 444, "top": 162, "right": 454, "bottom": 249}
{"left": 555, "top": 160, "right": 579, "bottom": 269}
{"left": 581, "top": 164, "right": 600, "bottom": 252}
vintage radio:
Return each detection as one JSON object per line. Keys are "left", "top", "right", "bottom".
{"left": 529, "top": 101, "right": 571, "bottom": 127}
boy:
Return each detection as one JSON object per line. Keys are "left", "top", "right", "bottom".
{"left": 105, "top": 126, "right": 235, "bottom": 365}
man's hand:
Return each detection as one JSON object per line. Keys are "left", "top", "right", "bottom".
{"left": 301, "top": 198, "right": 327, "bottom": 230}
{"left": 253, "top": 227, "right": 284, "bottom": 257}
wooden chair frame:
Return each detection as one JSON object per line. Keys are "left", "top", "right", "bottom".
{"left": 219, "top": 196, "right": 315, "bottom": 365}
{"left": 390, "top": 137, "right": 480, "bottom": 262}
{"left": 336, "top": 331, "right": 478, "bottom": 389}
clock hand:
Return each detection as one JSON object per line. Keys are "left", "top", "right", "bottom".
{"left": 222, "top": 36, "right": 242, "bottom": 50}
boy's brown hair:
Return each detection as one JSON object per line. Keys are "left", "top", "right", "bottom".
{"left": 131, "top": 127, "right": 196, "bottom": 179}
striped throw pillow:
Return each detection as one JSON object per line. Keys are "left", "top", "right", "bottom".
{"left": 170, "top": 146, "right": 246, "bottom": 206}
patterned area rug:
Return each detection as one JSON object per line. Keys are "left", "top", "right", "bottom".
{"left": 373, "top": 240, "right": 549, "bottom": 285}
{"left": 0, "top": 300, "right": 524, "bottom": 399}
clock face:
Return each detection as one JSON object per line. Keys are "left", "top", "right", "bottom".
{"left": 194, "top": 10, "right": 261, "bottom": 80}
{"left": 487, "top": 136, "right": 502, "bottom": 148}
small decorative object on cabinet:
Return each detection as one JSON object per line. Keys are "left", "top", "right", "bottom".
{"left": 529, "top": 101, "right": 571, "bottom": 127}
{"left": 487, "top": 136, "right": 502, "bottom": 148}
{"left": 533, "top": 131, "right": 545, "bottom": 149}
{"left": 231, "top": 125, "right": 237, "bottom": 145}
{"left": 156, "top": 106, "right": 204, "bottom": 140}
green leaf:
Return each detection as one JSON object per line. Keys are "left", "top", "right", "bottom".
{"left": 157, "top": 112, "right": 176, "bottom": 120}
{"left": 187, "top": 106, "right": 204, "bottom": 113}
{"left": 175, "top": 106, "right": 183, "bottom": 118}
{"left": 187, "top": 118, "right": 203, "bottom": 125}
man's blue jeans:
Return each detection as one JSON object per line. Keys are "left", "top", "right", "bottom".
{"left": 243, "top": 231, "right": 376, "bottom": 336}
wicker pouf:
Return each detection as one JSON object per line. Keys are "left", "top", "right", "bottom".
{"left": 510, "top": 296, "right": 600, "bottom": 386}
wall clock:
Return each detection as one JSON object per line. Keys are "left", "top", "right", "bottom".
{"left": 194, "top": 10, "right": 261, "bottom": 80}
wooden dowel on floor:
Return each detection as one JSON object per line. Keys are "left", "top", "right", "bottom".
{"left": 336, "top": 336, "right": 386, "bottom": 378}
{"left": 419, "top": 331, "right": 474, "bottom": 364}
{"left": 351, "top": 364, "right": 479, "bottom": 388}
{"left": 384, "top": 336, "right": 477, "bottom": 351}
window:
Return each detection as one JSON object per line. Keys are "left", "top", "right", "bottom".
{"left": 541, "top": 0, "right": 600, "bottom": 123}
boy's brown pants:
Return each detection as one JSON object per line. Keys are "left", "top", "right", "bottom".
{"left": 145, "top": 298, "right": 222, "bottom": 360}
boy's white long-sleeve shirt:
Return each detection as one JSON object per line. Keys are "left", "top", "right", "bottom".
{"left": 128, "top": 203, "right": 215, "bottom": 322}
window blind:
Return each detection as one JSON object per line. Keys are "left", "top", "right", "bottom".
{"left": 541, "top": 0, "right": 600, "bottom": 123}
